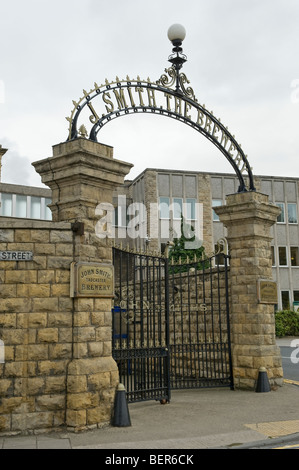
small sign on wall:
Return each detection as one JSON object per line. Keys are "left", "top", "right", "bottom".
{"left": 257, "top": 279, "right": 278, "bottom": 304}
{"left": 70, "top": 262, "right": 114, "bottom": 298}
{"left": 0, "top": 251, "right": 33, "bottom": 261}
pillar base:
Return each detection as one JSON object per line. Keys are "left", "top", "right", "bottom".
{"left": 66, "top": 357, "right": 119, "bottom": 430}
{"left": 232, "top": 342, "right": 284, "bottom": 390}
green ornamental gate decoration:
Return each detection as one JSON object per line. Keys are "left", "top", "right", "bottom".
{"left": 66, "top": 24, "right": 255, "bottom": 193}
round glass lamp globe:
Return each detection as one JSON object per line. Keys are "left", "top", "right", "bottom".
{"left": 167, "top": 24, "right": 186, "bottom": 42}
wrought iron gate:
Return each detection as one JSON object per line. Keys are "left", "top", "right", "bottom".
{"left": 168, "top": 252, "right": 233, "bottom": 390}
{"left": 112, "top": 248, "right": 170, "bottom": 403}
{"left": 112, "top": 246, "right": 233, "bottom": 403}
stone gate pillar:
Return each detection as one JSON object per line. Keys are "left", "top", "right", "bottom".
{"left": 214, "top": 191, "right": 283, "bottom": 390}
{"left": 33, "top": 138, "right": 133, "bottom": 430}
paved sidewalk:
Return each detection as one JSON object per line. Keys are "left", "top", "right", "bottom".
{"left": 1, "top": 383, "right": 299, "bottom": 450}
{"left": 0, "top": 338, "right": 299, "bottom": 450}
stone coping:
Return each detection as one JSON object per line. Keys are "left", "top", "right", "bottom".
{"left": 0, "top": 217, "right": 71, "bottom": 229}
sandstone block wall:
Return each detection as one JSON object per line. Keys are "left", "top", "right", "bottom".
{"left": 0, "top": 219, "right": 117, "bottom": 435}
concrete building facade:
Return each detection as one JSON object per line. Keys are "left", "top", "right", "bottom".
{"left": 114, "top": 168, "right": 299, "bottom": 312}
{"left": 1, "top": 164, "right": 298, "bottom": 312}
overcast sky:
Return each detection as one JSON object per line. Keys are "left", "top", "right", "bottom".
{"left": 1, "top": 0, "right": 299, "bottom": 187}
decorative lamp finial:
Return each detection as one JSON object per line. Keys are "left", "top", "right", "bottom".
{"left": 167, "top": 24, "right": 187, "bottom": 95}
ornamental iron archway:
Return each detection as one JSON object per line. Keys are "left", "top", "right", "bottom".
{"left": 66, "top": 25, "right": 255, "bottom": 193}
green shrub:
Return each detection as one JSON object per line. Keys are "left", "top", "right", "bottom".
{"left": 275, "top": 309, "right": 299, "bottom": 337}
{"left": 168, "top": 216, "right": 210, "bottom": 273}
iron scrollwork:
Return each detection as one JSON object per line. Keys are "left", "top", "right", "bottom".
{"left": 156, "top": 67, "right": 197, "bottom": 102}
{"left": 65, "top": 67, "right": 255, "bottom": 192}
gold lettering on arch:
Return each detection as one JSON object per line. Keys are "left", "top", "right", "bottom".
{"left": 147, "top": 88, "right": 157, "bottom": 107}
{"left": 88, "top": 102, "right": 100, "bottom": 124}
{"left": 66, "top": 71, "right": 255, "bottom": 191}
{"left": 98, "top": 86, "right": 245, "bottom": 174}
{"left": 102, "top": 92, "right": 114, "bottom": 113}
{"left": 135, "top": 87, "right": 145, "bottom": 106}
{"left": 113, "top": 88, "right": 128, "bottom": 109}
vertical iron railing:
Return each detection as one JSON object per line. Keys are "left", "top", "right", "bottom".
{"left": 112, "top": 247, "right": 233, "bottom": 403}
{"left": 224, "top": 254, "right": 234, "bottom": 390}
{"left": 112, "top": 248, "right": 170, "bottom": 403}
{"left": 168, "top": 253, "right": 233, "bottom": 390}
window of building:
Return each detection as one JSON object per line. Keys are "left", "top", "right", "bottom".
{"left": 15, "top": 195, "right": 27, "bottom": 218}
{"left": 212, "top": 200, "right": 222, "bottom": 222}
{"left": 294, "top": 291, "right": 299, "bottom": 311}
{"left": 0, "top": 193, "right": 12, "bottom": 216}
{"left": 159, "top": 197, "right": 170, "bottom": 219}
{"left": 186, "top": 198, "right": 196, "bottom": 220}
{"left": 30, "top": 196, "right": 41, "bottom": 219}
{"left": 278, "top": 246, "right": 288, "bottom": 266}
{"left": 276, "top": 203, "right": 285, "bottom": 223}
{"left": 288, "top": 203, "right": 298, "bottom": 224}
{"left": 290, "top": 247, "right": 299, "bottom": 266}
{"left": 271, "top": 246, "right": 275, "bottom": 266}
{"left": 44, "top": 198, "right": 52, "bottom": 220}
{"left": 173, "top": 198, "right": 183, "bottom": 219}
{"left": 0, "top": 193, "right": 52, "bottom": 220}
{"left": 281, "top": 291, "right": 290, "bottom": 310}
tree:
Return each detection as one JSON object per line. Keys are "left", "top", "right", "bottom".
{"left": 168, "top": 216, "right": 209, "bottom": 272}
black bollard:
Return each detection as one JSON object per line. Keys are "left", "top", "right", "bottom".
{"left": 112, "top": 383, "right": 131, "bottom": 427}
{"left": 256, "top": 367, "right": 271, "bottom": 393}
